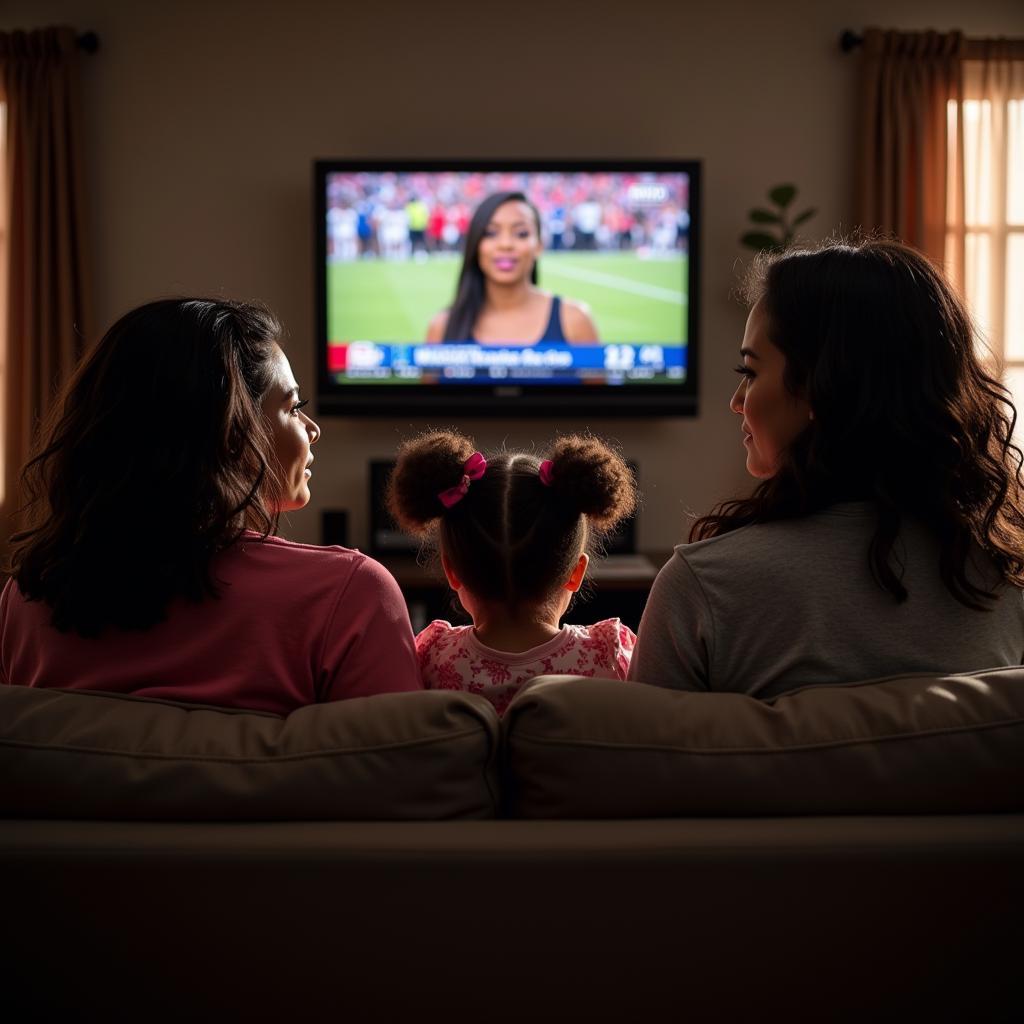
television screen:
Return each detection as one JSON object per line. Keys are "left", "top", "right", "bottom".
{"left": 314, "top": 160, "right": 700, "bottom": 416}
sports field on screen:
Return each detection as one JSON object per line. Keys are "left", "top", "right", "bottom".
{"left": 327, "top": 251, "right": 688, "bottom": 345}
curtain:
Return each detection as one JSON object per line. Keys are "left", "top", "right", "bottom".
{"left": 0, "top": 26, "right": 92, "bottom": 526}
{"left": 857, "top": 29, "right": 963, "bottom": 265}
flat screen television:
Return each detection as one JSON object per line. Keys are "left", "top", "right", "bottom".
{"left": 314, "top": 160, "right": 700, "bottom": 416}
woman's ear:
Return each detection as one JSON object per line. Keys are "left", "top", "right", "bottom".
{"left": 441, "top": 553, "right": 462, "bottom": 591}
{"left": 563, "top": 553, "right": 590, "bottom": 593}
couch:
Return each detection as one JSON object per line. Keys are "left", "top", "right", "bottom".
{"left": 3, "top": 669, "right": 1023, "bottom": 1022}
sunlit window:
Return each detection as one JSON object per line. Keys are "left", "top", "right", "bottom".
{"left": 947, "top": 85, "right": 1024, "bottom": 437}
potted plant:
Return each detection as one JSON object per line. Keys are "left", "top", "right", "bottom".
{"left": 740, "top": 184, "right": 816, "bottom": 252}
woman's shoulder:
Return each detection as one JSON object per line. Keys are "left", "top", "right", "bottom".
{"left": 659, "top": 507, "right": 881, "bottom": 601}
{"left": 674, "top": 505, "right": 875, "bottom": 564}
{"left": 238, "top": 531, "right": 367, "bottom": 563}
{"left": 558, "top": 296, "right": 598, "bottom": 342}
{"left": 668, "top": 523, "right": 763, "bottom": 566}
{"left": 425, "top": 309, "right": 449, "bottom": 342}
{"left": 232, "top": 533, "right": 398, "bottom": 593}
{"left": 656, "top": 523, "right": 800, "bottom": 594}
{"left": 558, "top": 295, "right": 592, "bottom": 317}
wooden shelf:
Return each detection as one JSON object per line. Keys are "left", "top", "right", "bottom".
{"left": 378, "top": 553, "right": 669, "bottom": 591}
{"left": 377, "top": 552, "right": 670, "bottom": 634}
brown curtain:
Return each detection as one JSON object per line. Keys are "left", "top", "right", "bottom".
{"left": 0, "top": 26, "right": 92, "bottom": 529}
{"left": 857, "top": 28, "right": 963, "bottom": 265}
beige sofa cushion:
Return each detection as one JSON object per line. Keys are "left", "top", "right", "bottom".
{"left": 0, "top": 686, "right": 500, "bottom": 820}
{"left": 502, "top": 668, "right": 1024, "bottom": 817}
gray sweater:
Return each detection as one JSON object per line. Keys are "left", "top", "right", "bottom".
{"left": 628, "top": 503, "right": 1024, "bottom": 698}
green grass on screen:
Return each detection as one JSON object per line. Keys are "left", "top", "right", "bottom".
{"left": 327, "top": 252, "right": 687, "bottom": 344}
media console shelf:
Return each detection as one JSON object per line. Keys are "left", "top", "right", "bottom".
{"left": 379, "top": 553, "right": 669, "bottom": 634}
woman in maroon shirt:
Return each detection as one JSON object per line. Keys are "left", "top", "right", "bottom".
{"left": 1, "top": 298, "right": 421, "bottom": 712}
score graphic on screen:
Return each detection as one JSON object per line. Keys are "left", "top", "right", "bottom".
{"left": 315, "top": 161, "right": 700, "bottom": 415}
{"left": 328, "top": 342, "right": 684, "bottom": 384}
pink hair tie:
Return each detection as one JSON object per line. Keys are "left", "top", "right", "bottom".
{"left": 538, "top": 460, "right": 555, "bottom": 486}
{"left": 438, "top": 451, "right": 487, "bottom": 508}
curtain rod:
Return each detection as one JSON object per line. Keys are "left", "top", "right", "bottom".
{"left": 77, "top": 31, "right": 99, "bottom": 54}
{"left": 840, "top": 28, "right": 1024, "bottom": 59}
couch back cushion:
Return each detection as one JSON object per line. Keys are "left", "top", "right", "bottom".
{"left": 502, "top": 669, "right": 1024, "bottom": 817}
{"left": 1, "top": 686, "right": 500, "bottom": 820}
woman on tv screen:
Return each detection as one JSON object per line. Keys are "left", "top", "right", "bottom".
{"left": 425, "top": 190, "right": 600, "bottom": 345}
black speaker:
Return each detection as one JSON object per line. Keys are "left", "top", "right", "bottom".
{"left": 321, "top": 509, "right": 350, "bottom": 548}
{"left": 603, "top": 459, "right": 639, "bottom": 555}
{"left": 369, "top": 460, "right": 419, "bottom": 557}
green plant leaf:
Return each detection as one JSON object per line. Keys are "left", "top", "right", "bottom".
{"left": 740, "top": 231, "right": 781, "bottom": 252}
{"left": 791, "top": 208, "right": 817, "bottom": 227}
{"left": 749, "top": 208, "right": 781, "bottom": 224}
{"left": 768, "top": 184, "right": 797, "bottom": 208}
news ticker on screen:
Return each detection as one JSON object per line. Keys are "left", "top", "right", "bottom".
{"left": 327, "top": 342, "right": 686, "bottom": 383}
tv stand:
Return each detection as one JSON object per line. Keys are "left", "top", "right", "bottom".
{"left": 378, "top": 552, "right": 668, "bottom": 634}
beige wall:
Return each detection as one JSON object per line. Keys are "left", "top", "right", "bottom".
{"left": 5, "top": 0, "right": 1024, "bottom": 549}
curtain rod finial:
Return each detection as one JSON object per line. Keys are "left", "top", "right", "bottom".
{"left": 840, "top": 30, "right": 863, "bottom": 54}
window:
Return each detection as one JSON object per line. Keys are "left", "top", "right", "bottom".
{"left": 946, "top": 64, "right": 1024, "bottom": 435}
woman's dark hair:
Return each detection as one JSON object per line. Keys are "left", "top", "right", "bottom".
{"left": 693, "top": 236, "right": 1024, "bottom": 608}
{"left": 387, "top": 430, "right": 636, "bottom": 613}
{"left": 442, "top": 191, "right": 542, "bottom": 342}
{"left": 9, "top": 298, "right": 287, "bottom": 635}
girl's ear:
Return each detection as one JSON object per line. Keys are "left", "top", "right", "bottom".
{"left": 563, "top": 553, "right": 590, "bottom": 593}
{"left": 441, "top": 553, "right": 462, "bottom": 591}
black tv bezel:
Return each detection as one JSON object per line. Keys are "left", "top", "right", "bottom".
{"left": 313, "top": 158, "right": 701, "bottom": 417}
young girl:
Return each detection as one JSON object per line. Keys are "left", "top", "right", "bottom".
{"left": 387, "top": 430, "right": 637, "bottom": 714}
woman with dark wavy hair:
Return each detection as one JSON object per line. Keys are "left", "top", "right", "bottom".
{"left": 629, "top": 238, "right": 1024, "bottom": 697}
{"left": 1, "top": 298, "right": 421, "bottom": 713}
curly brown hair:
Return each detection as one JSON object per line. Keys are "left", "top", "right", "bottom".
{"left": 387, "top": 430, "right": 637, "bottom": 613}
{"left": 8, "top": 298, "right": 287, "bottom": 635}
{"left": 693, "top": 237, "right": 1024, "bottom": 608}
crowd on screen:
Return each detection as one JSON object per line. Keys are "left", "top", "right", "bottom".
{"left": 326, "top": 171, "right": 690, "bottom": 261}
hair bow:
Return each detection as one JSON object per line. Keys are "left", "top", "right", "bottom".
{"left": 538, "top": 460, "right": 555, "bottom": 486}
{"left": 438, "top": 451, "right": 487, "bottom": 508}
